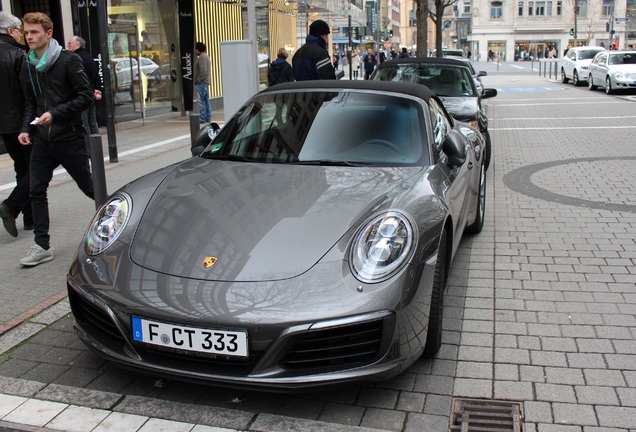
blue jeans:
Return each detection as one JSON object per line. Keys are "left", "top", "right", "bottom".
{"left": 196, "top": 82, "right": 211, "bottom": 122}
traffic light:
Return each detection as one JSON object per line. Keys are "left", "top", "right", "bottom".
{"left": 389, "top": 29, "right": 393, "bottom": 38}
{"left": 570, "top": 28, "right": 574, "bottom": 36}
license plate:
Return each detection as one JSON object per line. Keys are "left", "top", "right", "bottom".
{"left": 131, "top": 317, "right": 248, "bottom": 357}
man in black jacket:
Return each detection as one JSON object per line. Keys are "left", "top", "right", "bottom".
{"left": 292, "top": 19, "right": 336, "bottom": 81}
{"left": 0, "top": 11, "right": 32, "bottom": 238}
{"left": 17, "top": 12, "right": 94, "bottom": 267}
{"left": 67, "top": 35, "right": 102, "bottom": 136}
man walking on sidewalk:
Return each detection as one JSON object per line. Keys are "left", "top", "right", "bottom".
{"left": 17, "top": 12, "right": 94, "bottom": 267}
{"left": 0, "top": 11, "right": 33, "bottom": 238}
{"left": 194, "top": 42, "right": 211, "bottom": 124}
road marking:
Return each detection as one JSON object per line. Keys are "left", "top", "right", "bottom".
{"left": 494, "top": 100, "right": 631, "bottom": 106}
{"left": 491, "top": 125, "right": 636, "bottom": 130}
{"left": 0, "top": 134, "right": 190, "bottom": 192}
{"left": 497, "top": 115, "right": 636, "bottom": 121}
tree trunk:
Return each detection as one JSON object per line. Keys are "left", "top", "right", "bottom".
{"left": 416, "top": 0, "right": 429, "bottom": 57}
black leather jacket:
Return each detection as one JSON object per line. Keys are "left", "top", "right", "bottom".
{"left": 21, "top": 49, "right": 93, "bottom": 142}
{"left": 0, "top": 34, "right": 27, "bottom": 135}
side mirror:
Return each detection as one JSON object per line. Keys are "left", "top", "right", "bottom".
{"left": 191, "top": 122, "right": 221, "bottom": 156}
{"left": 442, "top": 130, "right": 466, "bottom": 167}
{"left": 482, "top": 88, "right": 498, "bottom": 99}
{"left": 478, "top": 70, "right": 488, "bottom": 77}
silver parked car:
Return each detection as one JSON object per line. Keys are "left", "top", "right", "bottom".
{"left": 588, "top": 50, "right": 636, "bottom": 94}
{"left": 560, "top": 46, "right": 605, "bottom": 86}
{"left": 67, "top": 81, "right": 486, "bottom": 391}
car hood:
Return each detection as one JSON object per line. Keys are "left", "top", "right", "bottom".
{"left": 438, "top": 96, "right": 479, "bottom": 122}
{"left": 607, "top": 64, "right": 636, "bottom": 73}
{"left": 129, "top": 159, "right": 422, "bottom": 282}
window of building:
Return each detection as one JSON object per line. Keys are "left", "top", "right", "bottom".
{"left": 464, "top": 2, "right": 471, "bottom": 13}
{"left": 602, "top": 0, "right": 613, "bottom": 17}
{"left": 491, "top": 1, "right": 503, "bottom": 18}
{"left": 557, "top": 1, "right": 562, "bottom": 15}
{"left": 577, "top": 0, "right": 587, "bottom": 18}
{"left": 547, "top": 1, "right": 553, "bottom": 15}
{"left": 528, "top": 1, "right": 534, "bottom": 15}
{"left": 536, "top": 1, "right": 546, "bottom": 15}
{"left": 519, "top": 1, "right": 524, "bottom": 15}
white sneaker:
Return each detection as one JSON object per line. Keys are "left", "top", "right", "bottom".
{"left": 20, "top": 244, "right": 54, "bottom": 267}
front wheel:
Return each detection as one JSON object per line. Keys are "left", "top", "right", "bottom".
{"left": 605, "top": 76, "right": 614, "bottom": 95}
{"left": 423, "top": 230, "right": 447, "bottom": 357}
{"left": 572, "top": 71, "right": 580, "bottom": 86}
{"left": 482, "top": 130, "right": 492, "bottom": 172}
{"left": 561, "top": 68, "right": 569, "bottom": 84}
{"left": 588, "top": 75, "right": 597, "bottom": 90}
{"left": 467, "top": 161, "right": 486, "bottom": 234}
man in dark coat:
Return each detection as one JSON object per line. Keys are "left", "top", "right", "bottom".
{"left": 0, "top": 11, "right": 32, "bottom": 237}
{"left": 67, "top": 35, "right": 101, "bottom": 135}
{"left": 18, "top": 12, "right": 94, "bottom": 266}
{"left": 292, "top": 19, "right": 336, "bottom": 81}
{"left": 268, "top": 47, "right": 294, "bottom": 86}
{"left": 363, "top": 48, "right": 377, "bottom": 80}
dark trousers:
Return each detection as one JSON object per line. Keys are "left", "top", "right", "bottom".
{"left": 30, "top": 135, "right": 94, "bottom": 249}
{"left": 1, "top": 133, "right": 33, "bottom": 226}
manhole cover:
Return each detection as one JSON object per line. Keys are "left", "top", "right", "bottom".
{"left": 450, "top": 398, "right": 523, "bottom": 431}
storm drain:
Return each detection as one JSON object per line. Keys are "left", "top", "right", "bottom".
{"left": 450, "top": 398, "right": 523, "bottom": 432}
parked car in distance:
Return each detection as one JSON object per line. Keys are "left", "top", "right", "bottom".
{"left": 430, "top": 49, "right": 467, "bottom": 59}
{"left": 67, "top": 80, "right": 487, "bottom": 391}
{"left": 112, "top": 57, "right": 161, "bottom": 91}
{"left": 371, "top": 57, "right": 496, "bottom": 170}
{"left": 561, "top": 46, "right": 606, "bottom": 86}
{"left": 587, "top": 50, "right": 636, "bottom": 94}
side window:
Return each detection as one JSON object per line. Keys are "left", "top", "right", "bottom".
{"left": 428, "top": 99, "right": 450, "bottom": 152}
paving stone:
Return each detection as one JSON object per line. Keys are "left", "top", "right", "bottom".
{"left": 584, "top": 369, "right": 626, "bottom": 387}
{"left": 545, "top": 367, "right": 585, "bottom": 385}
{"left": 318, "top": 403, "right": 366, "bottom": 427}
{"left": 524, "top": 401, "right": 553, "bottom": 423}
{"left": 595, "top": 406, "right": 636, "bottom": 429}
{"left": 494, "top": 381, "right": 534, "bottom": 401}
{"left": 396, "top": 392, "right": 425, "bottom": 413}
{"left": 359, "top": 408, "right": 406, "bottom": 431}
{"left": 575, "top": 386, "right": 619, "bottom": 406}
{"left": 356, "top": 388, "right": 398, "bottom": 409}
{"left": 403, "top": 413, "right": 449, "bottom": 432}
{"left": 453, "top": 378, "right": 492, "bottom": 399}
{"left": 535, "top": 383, "right": 577, "bottom": 403}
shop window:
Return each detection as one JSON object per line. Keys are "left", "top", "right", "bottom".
{"left": 491, "top": 1, "right": 503, "bottom": 18}
{"left": 602, "top": 0, "right": 613, "bottom": 17}
{"left": 519, "top": 1, "right": 524, "bottom": 15}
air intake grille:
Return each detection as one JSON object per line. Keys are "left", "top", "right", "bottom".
{"left": 450, "top": 398, "right": 523, "bottom": 432}
{"left": 68, "top": 288, "right": 124, "bottom": 343}
{"left": 281, "top": 319, "right": 385, "bottom": 371}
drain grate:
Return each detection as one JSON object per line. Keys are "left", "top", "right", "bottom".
{"left": 450, "top": 398, "right": 523, "bottom": 432}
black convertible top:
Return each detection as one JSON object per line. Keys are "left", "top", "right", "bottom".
{"left": 378, "top": 57, "right": 472, "bottom": 68}
{"left": 260, "top": 79, "right": 436, "bottom": 103}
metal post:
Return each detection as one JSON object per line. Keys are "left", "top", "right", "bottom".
{"left": 348, "top": 15, "right": 353, "bottom": 80}
{"left": 190, "top": 113, "right": 200, "bottom": 152}
{"left": 89, "top": 134, "right": 108, "bottom": 209}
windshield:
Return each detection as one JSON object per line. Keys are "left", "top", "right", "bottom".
{"left": 373, "top": 64, "right": 476, "bottom": 97}
{"left": 609, "top": 53, "right": 636, "bottom": 65}
{"left": 201, "top": 90, "right": 426, "bottom": 166}
{"left": 578, "top": 49, "right": 602, "bottom": 60}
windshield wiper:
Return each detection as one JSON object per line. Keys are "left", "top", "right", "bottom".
{"left": 204, "top": 154, "right": 259, "bottom": 162}
{"left": 293, "top": 159, "right": 371, "bottom": 167}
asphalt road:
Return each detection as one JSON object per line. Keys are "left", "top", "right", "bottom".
{"left": 1, "top": 59, "right": 636, "bottom": 431}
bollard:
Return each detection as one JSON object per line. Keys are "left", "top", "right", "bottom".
{"left": 89, "top": 134, "right": 108, "bottom": 210}
{"left": 190, "top": 113, "right": 200, "bottom": 152}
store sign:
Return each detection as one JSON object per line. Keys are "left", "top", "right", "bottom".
{"left": 178, "top": 0, "right": 194, "bottom": 111}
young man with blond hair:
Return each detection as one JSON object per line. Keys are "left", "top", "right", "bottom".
{"left": 17, "top": 12, "right": 94, "bottom": 266}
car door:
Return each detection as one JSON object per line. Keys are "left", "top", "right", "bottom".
{"left": 564, "top": 50, "right": 576, "bottom": 79}
{"left": 428, "top": 98, "right": 472, "bottom": 248}
{"left": 589, "top": 52, "right": 606, "bottom": 84}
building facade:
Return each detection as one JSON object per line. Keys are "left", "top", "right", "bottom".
{"left": 469, "top": 0, "right": 632, "bottom": 62}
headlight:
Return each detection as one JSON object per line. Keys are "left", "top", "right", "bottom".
{"left": 85, "top": 195, "right": 131, "bottom": 255}
{"left": 350, "top": 211, "right": 416, "bottom": 283}
{"left": 614, "top": 71, "right": 626, "bottom": 79}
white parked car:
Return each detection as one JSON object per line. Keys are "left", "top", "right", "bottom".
{"left": 112, "top": 57, "right": 161, "bottom": 90}
{"left": 587, "top": 50, "right": 636, "bottom": 94}
{"left": 560, "top": 46, "right": 606, "bottom": 86}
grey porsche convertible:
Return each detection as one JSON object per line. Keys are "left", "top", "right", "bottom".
{"left": 67, "top": 80, "right": 486, "bottom": 391}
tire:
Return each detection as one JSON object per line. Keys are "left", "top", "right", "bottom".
{"left": 482, "top": 130, "right": 492, "bottom": 172}
{"left": 561, "top": 68, "right": 569, "bottom": 84}
{"left": 588, "top": 75, "right": 597, "bottom": 90}
{"left": 572, "top": 70, "right": 580, "bottom": 86}
{"left": 605, "top": 76, "right": 614, "bottom": 94}
{"left": 467, "top": 161, "right": 486, "bottom": 234}
{"left": 423, "top": 230, "right": 447, "bottom": 357}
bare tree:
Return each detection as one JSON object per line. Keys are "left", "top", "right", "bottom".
{"left": 430, "top": 0, "right": 459, "bottom": 56}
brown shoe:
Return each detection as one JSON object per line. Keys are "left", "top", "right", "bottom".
{"left": 0, "top": 202, "right": 18, "bottom": 237}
